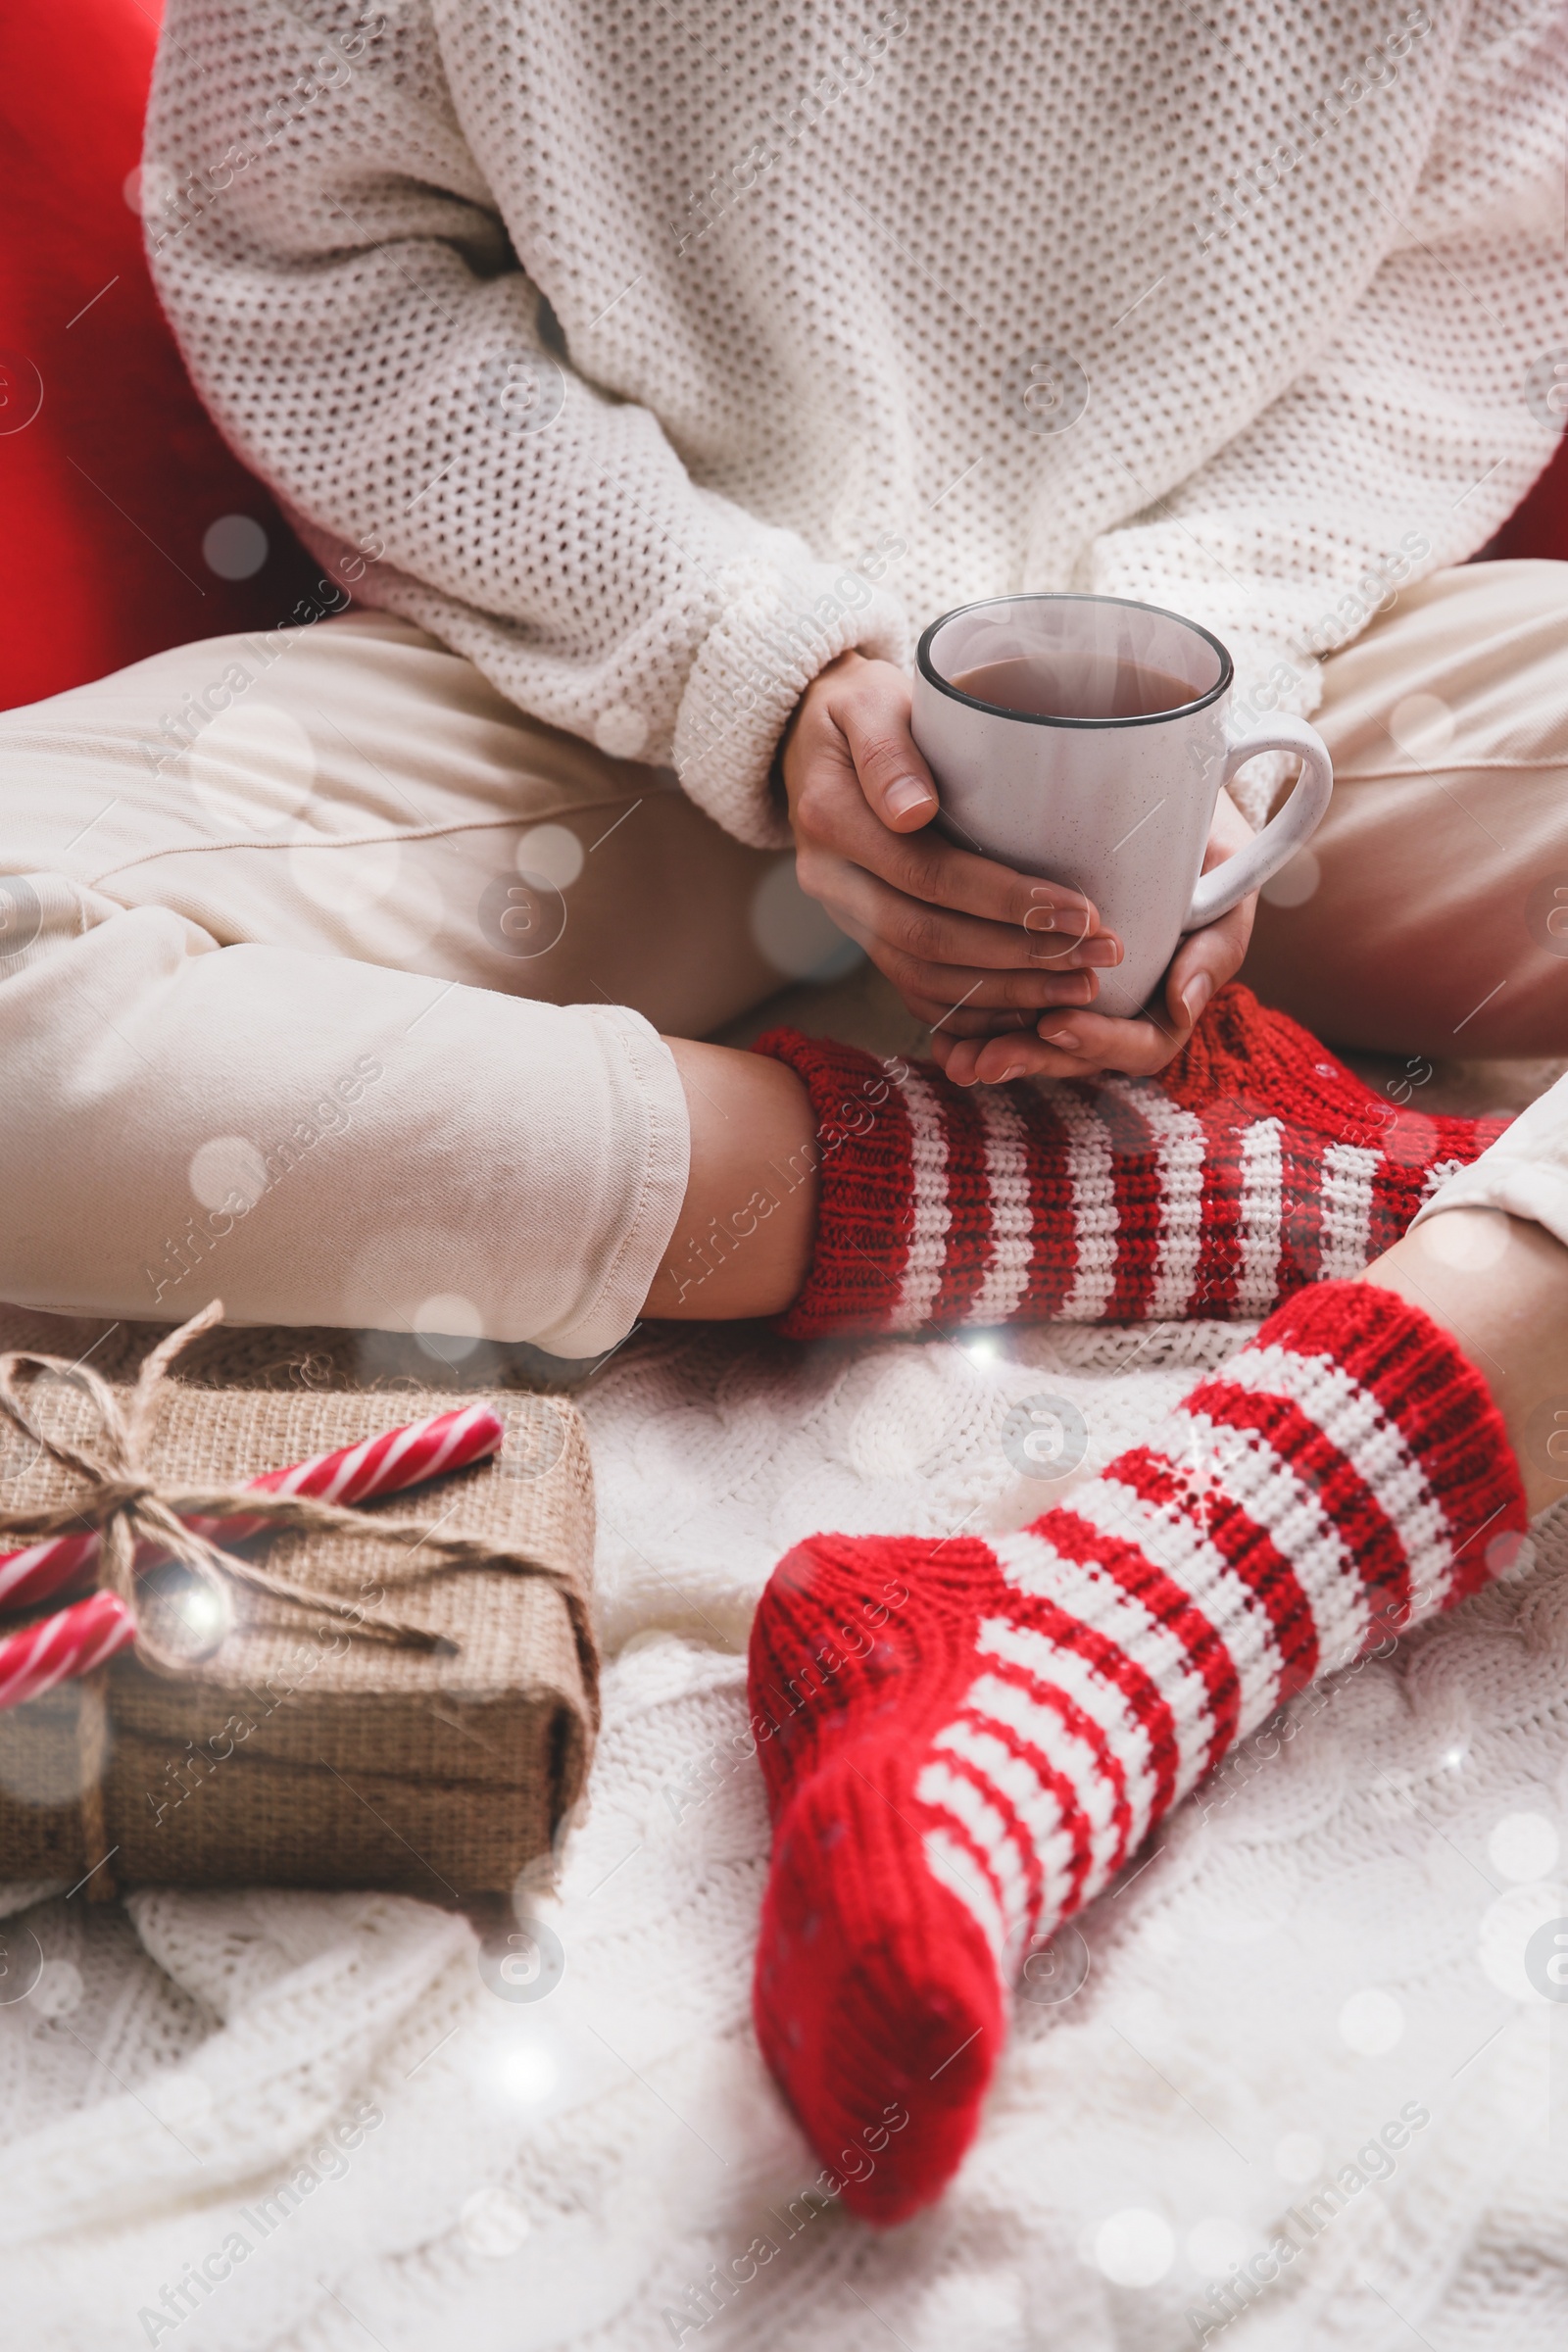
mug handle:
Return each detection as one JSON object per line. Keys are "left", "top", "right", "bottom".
{"left": 1181, "top": 714, "right": 1334, "bottom": 933}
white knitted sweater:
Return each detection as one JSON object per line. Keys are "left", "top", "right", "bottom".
{"left": 144, "top": 0, "right": 1568, "bottom": 846}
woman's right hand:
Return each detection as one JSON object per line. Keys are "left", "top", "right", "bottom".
{"left": 779, "top": 649, "right": 1124, "bottom": 1049}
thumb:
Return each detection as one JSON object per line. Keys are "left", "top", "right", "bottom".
{"left": 837, "top": 680, "right": 941, "bottom": 833}
{"left": 1165, "top": 904, "right": 1250, "bottom": 1036}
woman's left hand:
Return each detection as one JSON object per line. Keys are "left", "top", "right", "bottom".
{"left": 926, "top": 792, "right": 1259, "bottom": 1084}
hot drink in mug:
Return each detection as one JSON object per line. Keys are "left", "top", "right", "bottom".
{"left": 909, "top": 593, "right": 1334, "bottom": 1021}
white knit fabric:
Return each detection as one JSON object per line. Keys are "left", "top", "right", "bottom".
{"left": 142, "top": 0, "right": 1568, "bottom": 843}
{"left": 6, "top": 1314, "right": 1568, "bottom": 2349}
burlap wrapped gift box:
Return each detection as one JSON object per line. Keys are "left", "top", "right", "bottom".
{"left": 0, "top": 1372, "right": 597, "bottom": 1901}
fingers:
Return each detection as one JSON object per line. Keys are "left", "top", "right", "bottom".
{"left": 834, "top": 788, "right": 1103, "bottom": 937}
{"left": 929, "top": 1029, "right": 1071, "bottom": 1087}
{"left": 940, "top": 924, "right": 1243, "bottom": 1086}
{"left": 1031, "top": 1004, "right": 1187, "bottom": 1078}
{"left": 904, "top": 974, "right": 1098, "bottom": 1026}
{"left": 932, "top": 885, "right": 1259, "bottom": 1089}
{"left": 816, "top": 856, "right": 1123, "bottom": 989}
{"left": 791, "top": 657, "right": 1107, "bottom": 938}
{"left": 1161, "top": 893, "right": 1254, "bottom": 1033}
{"left": 798, "top": 773, "right": 1102, "bottom": 938}
{"left": 930, "top": 994, "right": 1190, "bottom": 1086}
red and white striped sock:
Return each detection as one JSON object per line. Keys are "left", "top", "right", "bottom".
{"left": 748, "top": 1280, "right": 1527, "bottom": 2224}
{"left": 753, "top": 985, "right": 1506, "bottom": 1337}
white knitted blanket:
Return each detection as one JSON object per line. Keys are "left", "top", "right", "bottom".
{"left": 6, "top": 1313, "right": 1568, "bottom": 2351}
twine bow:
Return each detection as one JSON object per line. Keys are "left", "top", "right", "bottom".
{"left": 0, "top": 1300, "right": 597, "bottom": 1707}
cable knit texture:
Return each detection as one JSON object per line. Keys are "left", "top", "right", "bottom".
{"left": 757, "top": 985, "right": 1508, "bottom": 1335}
{"left": 749, "top": 1281, "right": 1528, "bottom": 2221}
{"left": 142, "top": 1, "right": 1568, "bottom": 842}
{"left": 6, "top": 1290, "right": 1568, "bottom": 2345}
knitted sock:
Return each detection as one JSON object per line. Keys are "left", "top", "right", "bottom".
{"left": 753, "top": 984, "right": 1507, "bottom": 1337}
{"left": 749, "top": 1280, "right": 1526, "bottom": 2224}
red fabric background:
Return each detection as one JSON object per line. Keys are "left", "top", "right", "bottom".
{"left": 0, "top": 0, "right": 321, "bottom": 710}
{"left": 1, "top": 0, "right": 1564, "bottom": 712}
{"left": 1484, "top": 434, "right": 1568, "bottom": 561}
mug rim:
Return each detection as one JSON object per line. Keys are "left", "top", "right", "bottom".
{"left": 915, "top": 591, "right": 1234, "bottom": 730}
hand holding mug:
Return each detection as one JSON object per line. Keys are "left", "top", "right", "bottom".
{"left": 933, "top": 789, "right": 1261, "bottom": 1086}
{"left": 779, "top": 598, "right": 1325, "bottom": 1078}
{"left": 909, "top": 593, "right": 1333, "bottom": 1081}
{"left": 779, "top": 650, "right": 1123, "bottom": 1038}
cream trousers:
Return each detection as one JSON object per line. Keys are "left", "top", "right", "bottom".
{"left": 0, "top": 563, "right": 1564, "bottom": 1353}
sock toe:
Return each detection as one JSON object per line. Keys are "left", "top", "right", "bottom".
{"left": 754, "top": 1751, "right": 1005, "bottom": 2225}
{"left": 748, "top": 1530, "right": 1012, "bottom": 2220}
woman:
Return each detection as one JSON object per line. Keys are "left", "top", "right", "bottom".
{"left": 2, "top": 0, "right": 1563, "bottom": 1349}
{"left": 2, "top": 0, "right": 1566, "bottom": 2214}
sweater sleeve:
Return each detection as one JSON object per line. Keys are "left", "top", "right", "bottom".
{"left": 1087, "top": 0, "right": 1568, "bottom": 822}
{"left": 141, "top": 0, "right": 909, "bottom": 851}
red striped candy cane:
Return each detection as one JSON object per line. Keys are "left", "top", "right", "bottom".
{"left": 0, "top": 1591, "right": 136, "bottom": 1709}
{"left": 0, "top": 1403, "right": 504, "bottom": 1614}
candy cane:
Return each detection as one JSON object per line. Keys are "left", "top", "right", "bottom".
{"left": 0, "top": 1403, "right": 504, "bottom": 1614}
{"left": 0, "top": 1590, "right": 136, "bottom": 1709}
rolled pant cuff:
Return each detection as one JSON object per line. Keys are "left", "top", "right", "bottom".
{"left": 1410, "top": 1070, "right": 1568, "bottom": 1257}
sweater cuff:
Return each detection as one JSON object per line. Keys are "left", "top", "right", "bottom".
{"left": 672, "top": 552, "right": 913, "bottom": 848}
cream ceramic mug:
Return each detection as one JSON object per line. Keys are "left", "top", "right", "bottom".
{"left": 910, "top": 592, "right": 1333, "bottom": 1021}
